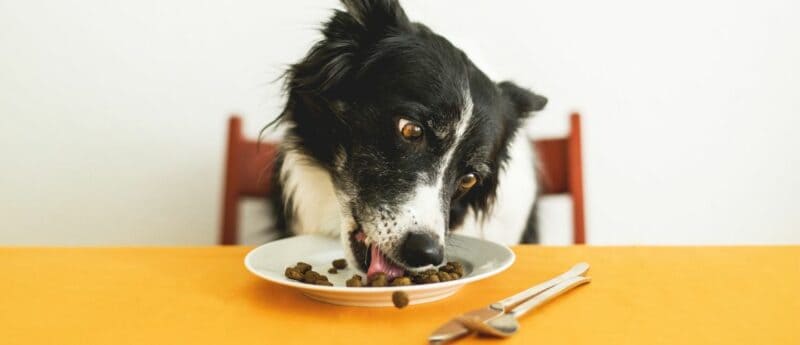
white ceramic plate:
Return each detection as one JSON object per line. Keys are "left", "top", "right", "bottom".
{"left": 244, "top": 234, "right": 515, "bottom": 307}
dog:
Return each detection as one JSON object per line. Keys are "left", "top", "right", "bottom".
{"left": 269, "top": 0, "right": 547, "bottom": 279}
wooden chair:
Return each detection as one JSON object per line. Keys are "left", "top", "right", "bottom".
{"left": 220, "top": 113, "right": 585, "bottom": 244}
{"left": 219, "top": 116, "right": 278, "bottom": 245}
{"left": 532, "top": 113, "right": 586, "bottom": 244}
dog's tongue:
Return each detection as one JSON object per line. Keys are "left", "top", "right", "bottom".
{"left": 367, "top": 246, "right": 405, "bottom": 280}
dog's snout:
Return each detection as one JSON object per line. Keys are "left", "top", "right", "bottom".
{"left": 400, "top": 232, "right": 444, "bottom": 268}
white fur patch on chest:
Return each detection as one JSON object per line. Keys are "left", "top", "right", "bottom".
{"left": 458, "top": 128, "right": 538, "bottom": 244}
{"left": 279, "top": 149, "right": 342, "bottom": 237}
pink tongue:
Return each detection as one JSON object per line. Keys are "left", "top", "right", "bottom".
{"left": 367, "top": 246, "right": 405, "bottom": 280}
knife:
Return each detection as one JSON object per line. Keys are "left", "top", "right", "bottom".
{"left": 428, "top": 262, "right": 590, "bottom": 344}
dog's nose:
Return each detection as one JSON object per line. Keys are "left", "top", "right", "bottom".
{"left": 400, "top": 232, "right": 444, "bottom": 267}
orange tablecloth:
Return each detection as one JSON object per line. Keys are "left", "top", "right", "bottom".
{"left": 1, "top": 246, "right": 798, "bottom": 344}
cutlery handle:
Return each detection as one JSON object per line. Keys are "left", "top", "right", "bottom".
{"left": 509, "top": 276, "right": 591, "bottom": 318}
{"left": 494, "top": 262, "right": 590, "bottom": 310}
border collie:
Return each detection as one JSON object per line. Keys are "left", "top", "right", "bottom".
{"left": 269, "top": 0, "right": 547, "bottom": 279}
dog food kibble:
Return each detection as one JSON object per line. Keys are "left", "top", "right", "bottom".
{"left": 346, "top": 275, "right": 364, "bottom": 287}
{"left": 295, "top": 262, "right": 312, "bottom": 273}
{"left": 332, "top": 259, "right": 348, "bottom": 269}
{"left": 285, "top": 267, "right": 304, "bottom": 281}
{"left": 424, "top": 274, "right": 441, "bottom": 284}
{"left": 440, "top": 261, "right": 465, "bottom": 277}
{"left": 303, "top": 270, "right": 321, "bottom": 283}
{"left": 315, "top": 279, "right": 333, "bottom": 286}
{"left": 369, "top": 272, "right": 389, "bottom": 287}
{"left": 392, "top": 291, "right": 409, "bottom": 308}
{"left": 284, "top": 261, "right": 465, "bottom": 287}
{"left": 450, "top": 262, "right": 464, "bottom": 275}
{"left": 391, "top": 277, "right": 412, "bottom": 286}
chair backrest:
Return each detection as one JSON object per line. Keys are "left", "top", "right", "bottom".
{"left": 219, "top": 117, "right": 277, "bottom": 244}
{"left": 220, "top": 113, "right": 585, "bottom": 244}
{"left": 533, "top": 113, "right": 585, "bottom": 244}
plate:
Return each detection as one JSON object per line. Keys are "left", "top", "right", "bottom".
{"left": 244, "top": 234, "right": 515, "bottom": 307}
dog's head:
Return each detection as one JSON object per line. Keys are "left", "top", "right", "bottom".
{"left": 278, "top": 0, "right": 546, "bottom": 277}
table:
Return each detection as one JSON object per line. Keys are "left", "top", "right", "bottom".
{"left": 2, "top": 246, "right": 798, "bottom": 344}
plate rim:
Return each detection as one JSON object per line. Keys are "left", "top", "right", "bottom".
{"left": 243, "top": 234, "right": 516, "bottom": 293}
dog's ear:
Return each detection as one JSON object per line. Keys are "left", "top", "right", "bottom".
{"left": 287, "top": 0, "right": 412, "bottom": 96}
{"left": 498, "top": 81, "right": 548, "bottom": 117}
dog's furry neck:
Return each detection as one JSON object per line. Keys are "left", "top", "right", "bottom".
{"left": 278, "top": 143, "right": 342, "bottom": 237}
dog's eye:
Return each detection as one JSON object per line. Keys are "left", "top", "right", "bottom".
{"left": 398, "top": 118, "right": 423, "bottom": 140}
{"left": 458, "top": 173, "right": 478, "bottom": 192}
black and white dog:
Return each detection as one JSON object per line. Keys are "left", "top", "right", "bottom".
{"left": 270, "top": 0, "right": 546, "bottom": 279}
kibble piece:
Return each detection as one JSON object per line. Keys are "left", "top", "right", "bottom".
{"left": 314, "top": 279, "right": 334, "bottom": 286}
{"left": 303, "top": 270, "right": 321, "bottom": 283}
{"left": 392, "top": 291, "right": 409, "bottom": 309}
{"left": 328, "top": 268, "right": 338, "bottom": 274}
{"left": 285, "top": 267, "right": 304, "bottom": 281}
{"left": 410, "top": 272, "right": 429, "bottom": 284}
{"left": 449, "top": 261, "right": 465, "bottom": 276}
{"left": 391, "top": 277, "right": 412, "bottom": 286}
{"left": 450, "top": 272, "right": 461, "bottom": 279}
{"left": 424, "top": 269, "right": 438, "bottom": 276}
{"left": 437, "top": 272, "right": 452, "bottom": 282}
{"left": 368, "top": 272, "right": 386, "bottom": 282}
{"left": 410, "top": 271, "right": 429, "bottom": 283}
{"left": 295, "top": 262, "right": 312, "bottom": 273}
{"left": 369, "top": 273, "right": 388, "bottom": 287}
{"left": 332, "top": 259, "right": 348, "bottom": 269}
{"left": 346, "top": 275, "right": 364, "bottom": 287}
{"left": 422, "top": 274, "right": 440, "bottom": 284}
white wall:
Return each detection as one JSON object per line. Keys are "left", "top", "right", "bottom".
{"left": 1, "top": 0, "right": 798, "bottom": 245}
